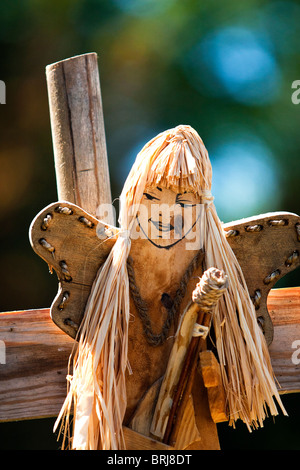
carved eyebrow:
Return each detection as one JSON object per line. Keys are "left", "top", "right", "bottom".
{"left": 176, "top": 193, "right": 192, "bottom": 200}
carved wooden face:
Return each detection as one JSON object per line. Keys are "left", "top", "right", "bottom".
{"left": 132, "top": 186, "right": 202, "bottom": 250}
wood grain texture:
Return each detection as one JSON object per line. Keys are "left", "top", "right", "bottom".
{"left": 0, "top": 308, "right": 73, "bottom": 421}
{"left": 150, "top": 302, "right": 199, "bottom": 440}
{"left": 199, "top": 350, "right": 228, "bottom": 423}
{"left": 46, "top": 53, "right": 112, "bottom": 221}
{"left": 29, "top": 201, "right": 118, "bottom": 338}
{"left": 164, "top": 312, "right": 211, "bottom": 447}
{"left": 129, "top": 378, "right": 162, "bottom": 437}
{"left": 122, "top": 427, "right": 172, "bottom": 451}
{"left": 268, "top": 287, "right": 300, "bottom": 393}
{"left": 171, "top": 395, "right": 201, "bottom": 450}
{"left": 224, "top": 211, "right": 300, "bottom": 346}
{"left": 0, "top": 287, "right": 299, "bottom": 423}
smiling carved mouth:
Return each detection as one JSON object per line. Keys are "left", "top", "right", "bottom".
{"left": 149, "top": 218, "right": 174, "bottom": 232}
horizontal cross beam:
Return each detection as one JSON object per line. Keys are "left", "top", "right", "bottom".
{"left": 0, "top": 286, "right": 299, "bottom": 423}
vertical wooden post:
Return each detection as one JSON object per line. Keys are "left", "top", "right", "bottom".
{"left": 46, "top": 53, "right": 113, "bottom": 222}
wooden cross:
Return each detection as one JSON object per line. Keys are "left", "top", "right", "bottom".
{"left": 1, "top": 53, "right": 300, "bottom": 450}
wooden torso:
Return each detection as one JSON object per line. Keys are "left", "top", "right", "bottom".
{"left": 124, "top": 238, "right": 203, "bottom": 423}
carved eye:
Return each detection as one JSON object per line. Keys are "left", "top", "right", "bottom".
{"left": 176, "top": 192, "right": 197, "bottom": 207}
{"left": 176, "top": 200, "right": 196, "bottom": 208}
{"left": 143, "top": 192, "right": 159, "bottom": 201}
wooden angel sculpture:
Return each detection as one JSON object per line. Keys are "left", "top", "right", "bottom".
{"left": 30, "top": 125, "right": 300, "bottom": 450}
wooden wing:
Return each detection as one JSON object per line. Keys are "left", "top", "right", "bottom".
{"left": 224, "top": 211, "right": 300, "bottom": 345}
{"left": 29, "top": 201, "right": 118, "bottom": 338}
{"left": 30, "top": 205, "right": 300, "bottom": 346}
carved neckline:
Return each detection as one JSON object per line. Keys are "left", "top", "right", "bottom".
{"left": 126, "top": 250, "right": 204, "bottom": 347}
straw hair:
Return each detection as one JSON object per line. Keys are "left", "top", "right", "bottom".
{"left": 54, "top": 125, "right": 287, "bottom": 449}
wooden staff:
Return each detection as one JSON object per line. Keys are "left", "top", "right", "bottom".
{"left": 150, "top": 267, "right": 228, "bottom": 445}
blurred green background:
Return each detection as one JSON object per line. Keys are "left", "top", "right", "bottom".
{"left": 0, "top": 0, "right": 300, "bottom": 450}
